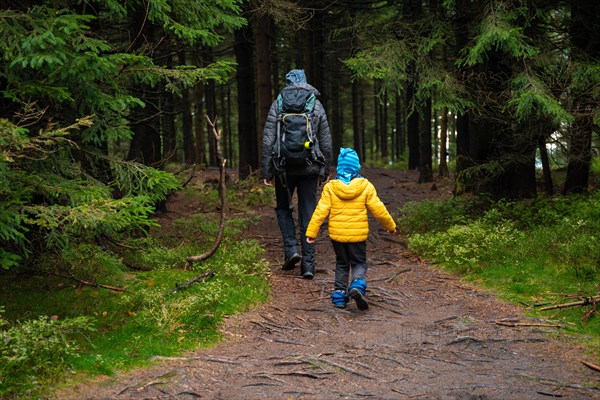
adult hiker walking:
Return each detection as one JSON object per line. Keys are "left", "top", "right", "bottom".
{"left": 261, "top": 69, "right": 332, "bottom": 279}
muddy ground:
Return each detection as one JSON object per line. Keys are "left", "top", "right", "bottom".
{"left": 59, "top": 169, "right": 599, "bottom": 399}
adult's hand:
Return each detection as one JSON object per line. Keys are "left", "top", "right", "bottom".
{"left": 306, "top": 237, "right": 316, "bottom": 244}
{"left": 264, "top": 178, "right": 273, "bottom": 186}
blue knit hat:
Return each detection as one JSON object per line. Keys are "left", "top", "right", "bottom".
{"left": 336, "top": 147, "right": 361, "bottom": 184}
{"left": 285, "top": 69, "right": 307, "bottom": 86}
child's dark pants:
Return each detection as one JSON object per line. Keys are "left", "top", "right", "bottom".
{"left": 331, "top": 240, "right": 367, "bottom": 291}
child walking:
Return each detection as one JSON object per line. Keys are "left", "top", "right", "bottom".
{"left": 306, "top": 148, "right": 397, "bottom": 310}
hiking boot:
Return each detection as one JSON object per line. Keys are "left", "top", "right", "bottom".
{"left": 348, "top": 279, "right": 368, "bottom": 310}
{"left": 282, "top": 253, "right": 301, "bottom": 270}
{"left": 301, "top": 264, "right": 315, "bottom": 279}
{"left": 331, "top": 290, "right": 348, "bottom": 308}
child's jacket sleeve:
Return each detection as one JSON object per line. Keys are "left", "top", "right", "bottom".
{"left": 365, "top": 182, "right": 396, "bottom": 232}
{"left": 306, "top": 183, "right": 332, "bottom": 238}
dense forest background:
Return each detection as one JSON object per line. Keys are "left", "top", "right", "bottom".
{"left": 1, "top": 0, "right": 599, "bottom": 269}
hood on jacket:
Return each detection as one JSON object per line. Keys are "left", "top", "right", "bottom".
{"left": 336, "top": 147, "right": 361, "bottom": 184}
{"left": 285, "top": 69, "right": 307, "bottom": 86}
{"left": 329, "top": 178, "right": 369, "bottom": 200}
{"left": 283, "top": 69, "right": 321, "bottom": 97}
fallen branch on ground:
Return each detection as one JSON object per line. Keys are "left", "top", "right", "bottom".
{"left": 149, "top": 355, "right": 240, "bottom": 364}
{"left": 581, "top": 360, "right": 600, "bottom": 372}
{"left": 46, "top": 271, "right": 126, "bottom": 292}
{"left": 495, "top": 321, "right": 563, "bottom": 328}
{"left": 539, "top": 296, "right": 600, "bottom": 311}
{"left": 447, "top": 336, "right": 548, "bottom": 345}
{"left": 163, "top": 270, "right": 215, "bottom": 296}
{"left": 181, "top": 163, "right": 197, "bottom": 188}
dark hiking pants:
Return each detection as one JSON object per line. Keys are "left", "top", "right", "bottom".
{"left": 275, "top": 174, "right": 319, "bottom": 268}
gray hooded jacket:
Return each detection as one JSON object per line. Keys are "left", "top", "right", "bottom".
{"left": 261, "top": 82, "right": 332, "bottom": 179}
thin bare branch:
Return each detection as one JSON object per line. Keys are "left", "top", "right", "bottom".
{"left": 187, "top": 115, "right": 227, "bottom": 264}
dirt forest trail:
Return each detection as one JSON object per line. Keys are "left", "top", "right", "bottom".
{"left": 60, "top": 168, "right": 600, "bottom": 400}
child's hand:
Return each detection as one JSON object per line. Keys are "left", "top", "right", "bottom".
{"left": 389, "top": 228, "right": 398, "bottom": 235}
{"left": 306, "top": 237, "right": 316, "bottom": 244}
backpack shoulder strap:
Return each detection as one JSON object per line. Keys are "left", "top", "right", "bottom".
{"left": 276, "top": 93, "right": 283, "bottom": 114}
{"left": 305, "top": 93, "right": 316, "bottom": 113}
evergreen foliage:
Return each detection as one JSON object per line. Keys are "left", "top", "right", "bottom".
{"left": 342, "top": 0, "right": 599, "bottom": 197}
{"left": 0, "top": 1, "right": 243, "bottom": 269}
{"left": 0, "top": 117, "right": 180, "bottom": 269}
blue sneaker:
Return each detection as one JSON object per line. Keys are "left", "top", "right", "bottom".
{"left": 348, "top": 279, "right": 368, "bottom": 310}
{"left": 331, "top": 290, "right": 348, "bottom": 308}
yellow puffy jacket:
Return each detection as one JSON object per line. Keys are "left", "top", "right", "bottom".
{"left": 306, "top": 177, "right": 396, "bottom": 243}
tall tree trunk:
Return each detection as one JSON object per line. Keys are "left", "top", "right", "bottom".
{"left": 404, "top": 0, "right": 422, "bottom": 170}
{"left": 439, "top": 107, "right": 449, "bottom": 177}
{"left": 127, "top": 87, "right": 161, "bottom": 165}
{"left": 162, "top": 88, "right": 177, "bottom": 163}
{"left": 194, "top": 84, "right": 205, "bottom": 166}
{"left": 380, "top": 89, "right": 389, "bottom": 161}
{"left": 352, "top": 80, "right": 364, "bottom": 160}
{"left": 360, "top": 82, "right": 367, "bottom": 162}
{"left": 418, "top": 98, "right": 433, "bottom": 183}
{"left": 234, "top": 23, "right": 258, "bottom": 179}
{"left": 329, "top": 54, "right": 343, "bottom": 160}
{"left": 432, "top": 110, "right": 439, "bottom": 163}
{"left": 271, "top": 24, "right": 281, "bottom": 95}
{"left": 205, "top": 81, "right": 217, "bottom": 167}
{"left": 563, "top": 0, "right": 600, "bottom": 194}
{"left": 491, "top": 124, "right": 537, "bottom": 199}
{"left": 202, "top": 48, "right": 217, "bottom": 167}
{"left": 306, "top": 13, "right": 325, "bottom": 107}
{"left": 564, "top": 118, "right": 592, "bottom": 194}
{"left": 181, "top": 84, "right": 194, "bottom": 164}
{"left": 255, "top": 13, "right": 273, "bottom": 166}
{"left": 538, "top": 135, "right": 553, "bottom": 196}
{"left": 331, "top": 79, "right": 343, "bottom": 160}
{"left": 220, "top": 85, "right": 233, "bottom": 167}
{"left": 177, "top": 50, "right": 195, "bottom": 164}
{"left": 397, "top": 90, "right": 406, "bottom": 159}
{"left": 160, "top": 54, "right": 177, "bottom": 163}
{"left": 374, "top": 82, "right": 381, "bottom": 159}
{"left": 126, "top": 16, "right": 162, "bottom": 166}
{"left": 406, "top": 83, "right": 420, "bottom": 170}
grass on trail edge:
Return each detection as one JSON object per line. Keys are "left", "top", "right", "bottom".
{"left": 400, "top": 195, "right": 600, "bottom": 364}
{"left": 0, "top": 178, "right": 275, "bottom": 399}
